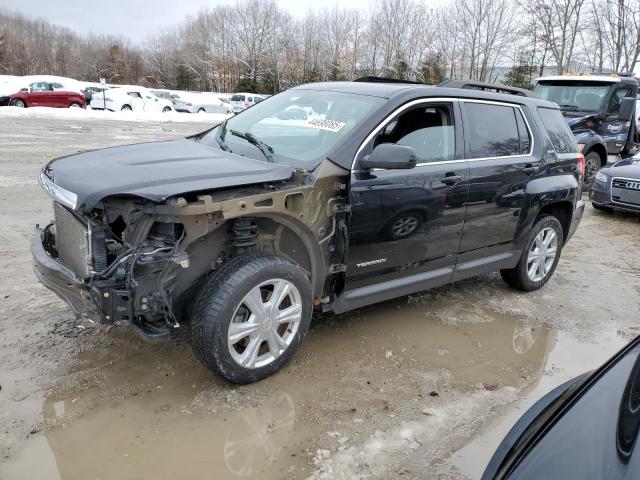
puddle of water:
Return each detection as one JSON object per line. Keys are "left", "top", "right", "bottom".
{"left": 0, "top": 300, "right": 555, "bottom": 480}
{"left": 448, "top": 326, "right": 629, "bottom": 478}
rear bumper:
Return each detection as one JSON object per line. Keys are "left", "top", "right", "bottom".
{"left": 566, "top": 199, "right": 585, "bottom": 243}
{"left": 32, "top": 227, "right": 92, "bottom": 314}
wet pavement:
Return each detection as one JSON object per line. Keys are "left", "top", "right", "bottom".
{"left": 1, "top": 116, "right": 639, "bottom": 480}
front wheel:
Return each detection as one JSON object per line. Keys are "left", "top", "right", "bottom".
{"left": 68, "top": 102, "right": 82, "bottom": 108}
{"left": 501, "top": 215, "right": 563, "bottom": 291}
{"left": 162, "top": 106, "right": 172, "bottom": 113}
{"left": 582, "top": 151, "right": 602, "bottom": 191}
{"left": 11, "top": 99, "right": 26, "bottom": 108}
{"left": 191, "top": 254, "right": 312, "bottom": 384}
{"left": 121, "top": 104, "right": 132, "bottom": 111}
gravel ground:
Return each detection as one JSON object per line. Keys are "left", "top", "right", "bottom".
{"left": 0, "top": 115, "right": 639, "bottom": 480}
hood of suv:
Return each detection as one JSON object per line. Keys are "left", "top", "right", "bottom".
{"left": 43, "top": 138, "right": 295, "bottom": 211}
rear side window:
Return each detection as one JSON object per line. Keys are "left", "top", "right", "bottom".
{"left": 231, "top": 94, "right": 245, "bottom": 101}
{"left": 537, "top": 107, "right": 577, "bottom": 153}
{"left": 463, "top": 103, "right": 526, "bottom": 158}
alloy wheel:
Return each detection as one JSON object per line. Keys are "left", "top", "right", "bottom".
{"left": 227, "top": 279, "right": 302, "bottom": 369}
{"left": 526, "top": 227, "right": 558, "bottom": 282}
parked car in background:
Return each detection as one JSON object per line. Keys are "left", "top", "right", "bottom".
{"left": 33, "top": 79, "right": 584, "bottom": 383}
{"left": 1, "top": 81, "right": 85, "bottom": 108}
{"left": 230, "top": 92, "right": 265, "bottom": 113}
{"left": 174, "top": 93, "right": 233, "bottom": 114}
{"left": 83, "top": 86, "right": 110, "bottom": 105}
{"left": 90, "top": 87, "right": 173, "bottom": 112}
{"left": 533, "top": 73, "right": 638, "bottom": 189}
{"left": 151, "top": 90, "right": 181, "bottom": 106}
{"left": 590, "top": 155, "right": 640, "bottom": 214}
{"left": 483, "top": 335, "right": 640, "bottom": 480}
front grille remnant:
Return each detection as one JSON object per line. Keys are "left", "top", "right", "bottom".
{"left": 54, "top": 202, "right": 90, "bottom": 276}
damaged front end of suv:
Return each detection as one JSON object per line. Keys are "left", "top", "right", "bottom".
{"left": 33, "top": 138, "right": 349, "bottom": 342}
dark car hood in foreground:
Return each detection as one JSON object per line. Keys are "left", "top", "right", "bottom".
{"left": 44, "top": 138, "right": 295, "bottom": 211}
{"left": 601, "top": 157, "right": 640, "bottom": 178}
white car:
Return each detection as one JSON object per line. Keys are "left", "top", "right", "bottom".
{"left": 174, "top": 93, "right": 232, "bottom": 114}
{"left": 230, "top": 92, "right": 265, "bottom": 113}
{"left": 90, "top": 87, "right": 173, "bottom": 112}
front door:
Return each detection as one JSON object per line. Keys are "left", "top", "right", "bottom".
{"left": 346, "top": 100, "right": 469, "bottom": 291}
{"left": 453, "top": 100, "right": 537, "bottom": 280}
{"left": 600, "top": 85, "right": 635, "bottom": 154}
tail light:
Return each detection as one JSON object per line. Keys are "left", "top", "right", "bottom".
{"left": 105, "top": 97, "right": 112, "bottom": 102}
{"left": 185, "top": 102, "right": 192, "bottom": 106}
{"left": 577, "top": 153, "right": 585, "bottom": 177}
{"left": 244, "top": 101, "right": 249, "bottom": 107}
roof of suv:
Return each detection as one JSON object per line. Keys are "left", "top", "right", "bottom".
{"left": 293, "top": 81, "right": 558, "bottom": 108}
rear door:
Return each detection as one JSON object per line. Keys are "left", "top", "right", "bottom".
{"left": 346, "top": 99, "right": 469, "bottom": 291}
{"left": 453, "top": 100, "right": 537, "bottom": 281}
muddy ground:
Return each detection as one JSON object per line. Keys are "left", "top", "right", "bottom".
{"left": 0, "top": 115, "right": 639, "bottom": 480}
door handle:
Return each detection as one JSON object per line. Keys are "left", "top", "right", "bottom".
{"left": 522, "top": 164, "right": 539, "bottom": 175}
{"left": 441, "top": 174, "right": 464, "bottom": 186}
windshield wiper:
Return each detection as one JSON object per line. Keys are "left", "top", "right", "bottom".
{"left": 215, "top": 118, "right": 230, "bottom": 151}
{"left": 558, "top": 104, "right": 580, "bottom": 111}
{"left": 230, "top": 129, "right": 274, "bottom": 163}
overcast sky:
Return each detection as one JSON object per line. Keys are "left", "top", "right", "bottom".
{"left": 3, "top": 0, "right": 373, "bottom": 43}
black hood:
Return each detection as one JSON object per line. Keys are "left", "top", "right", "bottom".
{"left": 563, "top": 113, "right": 599, "bottom": 130}
{"left": 43, "top": 138, "right": 295, "bottom": 211}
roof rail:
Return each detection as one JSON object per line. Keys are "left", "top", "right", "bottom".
{"left": 353, "top": 76, "right": 424, "bottom": 85}
{"left": 438, "top": 79, "right": 536, "bottom": 97}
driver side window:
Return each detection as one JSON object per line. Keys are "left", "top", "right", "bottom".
{"left": 608, "top": 87, "right": 633, "bottom": 114}
{"left": 373, "top": 103, "right": 455, "bottom": 164}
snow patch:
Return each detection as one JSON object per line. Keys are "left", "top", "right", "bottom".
{"left": 0, "top": 106, "right": 230, "bottom": 124}
{"left": 308, "top": 387, "right": 519, "bottom": 480}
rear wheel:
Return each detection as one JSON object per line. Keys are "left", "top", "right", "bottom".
{"left": 11, "top": 99, "right": 26, "bottom": 108}
{"left": 582, "top": 151, "right": 602, "bottom": 191}
{"left": 191, "top": 254, "right": 312, "bottom": 384}
{"left": 121, "top": 104, "right": 132, "bottom": 111}
{"left": 162, "top": 106, "right": 172, "bottom": 113}
{"left": 501, "top": 215, "right": 563, "bottom": 291}
{"left": 68, "top": 102, "right": 82, "bottom": 108}
{"left": 198, "top": 108, "right": 205, "bottom": 113}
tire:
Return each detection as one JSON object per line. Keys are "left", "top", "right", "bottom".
{"left": 500, "top": 215, "right": 564, "bottom": 291}
{"left": 191, "top": 254, "right": 313, "bottom": 384}
{"left": 121, "top": 104, "right": 132, "bottom": 111}
{"left": 382, "top": 211, "right": 422, "bottom": 240}
{"left": 198, "top": 108, "right": 205, "bottom": 113}
{"left": 582, "top": 151, "right": 602, "bottom": 191}
{"left": 11, "top": 99, "right": 26, "bottom": 108}
{"left": 68, "top": 102, "right": 82, "bottom": 108}
{"left": 162, "top": 106, "right": 172, "bottom": 113}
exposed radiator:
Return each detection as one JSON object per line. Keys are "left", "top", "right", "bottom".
{"left": 54, "top": 202, "right": 90, "bottom": 276}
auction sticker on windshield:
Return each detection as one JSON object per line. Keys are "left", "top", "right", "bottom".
{"left": 306, "top": 118, "right": 346, "bottom": 132}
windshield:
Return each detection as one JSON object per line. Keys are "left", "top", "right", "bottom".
{"left": 201, "top": 89, "right": 386, "bottom": 168}
{"left": 534, "top": 81, "right": 613, "bottom": 111}
{"left": 231, "top": 94, "right": 245, "bottom": 101}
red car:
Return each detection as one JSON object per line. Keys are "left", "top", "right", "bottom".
{"left": 1, "top": 81, "right": 85, "bottom": 108}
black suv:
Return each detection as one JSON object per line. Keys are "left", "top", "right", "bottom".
{"left": 32, "top": 81, "right": 585, "bottom": 383}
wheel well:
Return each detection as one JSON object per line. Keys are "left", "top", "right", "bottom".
{"left": 587, "top": 144, "right": 607, "bottom": 166}
{"left": 538, "top": 202, "right": 572, "bottom": 241}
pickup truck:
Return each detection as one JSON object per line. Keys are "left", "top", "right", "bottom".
{"left": 533, "top": 74, "right": 638, "bottom": 189}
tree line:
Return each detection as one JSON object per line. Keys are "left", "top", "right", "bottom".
{"left": 1, "top": 0, "right": 640, "bottom": 94}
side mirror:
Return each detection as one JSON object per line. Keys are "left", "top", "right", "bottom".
{"left": 619, "top": 97, "right": 635, "bottom": 121}
{"left": 359, "top": 143, "right": 417, "bottom": 170}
